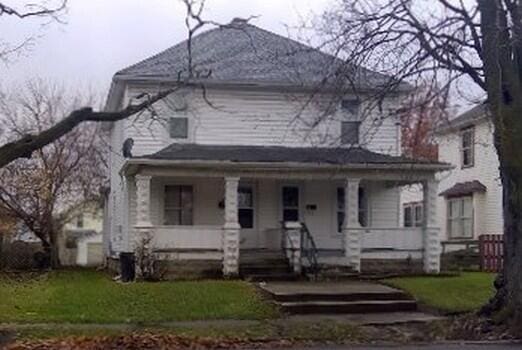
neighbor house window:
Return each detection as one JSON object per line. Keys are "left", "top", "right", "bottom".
{"left": 164, "top": 185, "right": 193, "bottom": 225}
{"left": 447, "top": 196, "right": 473, "bottom": 239}
{"left": 461, "top": 127, "right": 474, "bottom": 168}
{"left": 341, "top": 121, "right": 361, "bottom": 145}
{"left": 169, "top": 117, "right": 188, "bottom": 139}
{"left": 403, "top": 202, "right": 423, "bottom": 227}
{"left": 238, "top": 186, "right": 254, "bottom": 229}
{"left": 337, "top": 187, "right": 368, "bottom": 232}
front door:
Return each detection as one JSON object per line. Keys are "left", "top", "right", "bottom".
{"left": 238, "top": 185, "right": 257, "bottom": 248}
{"left": 281, "top": 186, "right": 300, "bottom": 222}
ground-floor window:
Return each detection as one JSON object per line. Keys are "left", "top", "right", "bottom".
{"left": 447, "top": 196, "right": 473, "bottom": 239}
{"left": 403, "top": 202, "right": 423, "bottom": 227}
{"left": 164, "top": 185, "right": 193, "bottom": 225}
{"left": 337, "top": 187, "right": 368, "bottom": 232}
{"left": 238, "top": 186, "right": 254, "bottom": 229}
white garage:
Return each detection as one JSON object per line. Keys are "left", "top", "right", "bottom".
{"left": 76, "top": 233, "right": 103, "bottom": 266}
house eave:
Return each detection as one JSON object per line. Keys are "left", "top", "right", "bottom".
{"left": 120, "top": 158, "right": 453, "bottom": 177}
{"left": 112, "top": 75, "right": 412, "bottom": 95}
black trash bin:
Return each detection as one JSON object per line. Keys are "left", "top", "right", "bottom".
{"left": 119, "top": 252, "right": 135, "bottom": 282}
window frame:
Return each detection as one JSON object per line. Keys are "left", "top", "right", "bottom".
{"left": 447, "top": 196, "right": 473, "bottom": 239}
{"left": 403, "top": 202, "right": 423, "bottom": 227}
{"left": 460, "top": 127, "right": 475, "bottom": 168}
{"left": 163, "top": 185, "right": 194, "bottom": 226}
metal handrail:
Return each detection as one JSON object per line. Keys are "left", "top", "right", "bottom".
{"left": 300, "top": 222, "right": 319, "bottom": 279}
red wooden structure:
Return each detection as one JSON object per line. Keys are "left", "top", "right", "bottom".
{"left": 479, "top": 234, "right": 504, "bottom": 272}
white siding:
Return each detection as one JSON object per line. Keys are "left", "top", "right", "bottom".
{"left": 121, "top": 85, "right": 402, "bottom": 156}
{"left": 436, "top": 120, "right": 503, "bottom": 238}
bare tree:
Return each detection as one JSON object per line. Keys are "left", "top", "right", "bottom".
{"left": 0, "top": 80, "right": 106, "bottom": 267}
{"left": 315, "top": 0, "right": 522, "bottom": 327}
{"left": 0, "top": 1, "right": 67, "bottom": 62}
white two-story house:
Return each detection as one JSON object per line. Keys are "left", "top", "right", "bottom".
{"left": 402, "top": 103, "right": 502, "bottom": 251}
{"left": 104, "top": 19, "right": 449, "bottom": 279}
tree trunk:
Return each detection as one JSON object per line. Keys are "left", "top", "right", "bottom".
{"left": 48, "top": 230, "right": 61, "bottom": 269}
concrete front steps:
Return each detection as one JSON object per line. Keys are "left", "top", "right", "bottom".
{"left": 239, "top": 250, "right": 299, "bottom": 282}
{"left": 259, "top": 281, "right": 417, "bottom": 315}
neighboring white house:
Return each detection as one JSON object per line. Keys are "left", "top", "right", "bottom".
{"left": 401, "top": 104, "right": 502, "bottom": 248}
{"left": 104, "top": 19, "right": 450, "bottom": 278}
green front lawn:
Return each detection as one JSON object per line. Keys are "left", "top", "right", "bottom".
{"left": 386, "top": 272, "right": 495, "bottom": 313}
{"left": 0, "top": 270, "right": 277, "bottom": 324}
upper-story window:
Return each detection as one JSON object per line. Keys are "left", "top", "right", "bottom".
{"left": 341, "top": 121, "right": 361, "bottom": 145}
{"left": 460, "top": 127, "right": 474, "bottom": 168}
{"left": 169, "top": 117, "right": 188, "bottom": 139}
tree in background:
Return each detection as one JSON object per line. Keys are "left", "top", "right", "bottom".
{"left": 0, "top": 80, "right": 106, "bottom": 267}
{"left": 400, "top": 84, "right": 448, "bottom": 161}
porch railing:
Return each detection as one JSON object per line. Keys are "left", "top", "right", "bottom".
{"left": 300, "top": 223, "right": 319, "bottom": 279}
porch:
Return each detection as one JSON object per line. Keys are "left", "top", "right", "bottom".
{"left": 125, "top": 165, "right": 442, "bottom": 277}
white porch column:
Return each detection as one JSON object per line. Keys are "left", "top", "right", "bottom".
{"left": 423, "top": 179, "right": 441, "bottom": 273}
{"left": 132, "top": 174, "right": 154, "bottom": 279}
{"left": 343, "top": 178, "right": 362, "bottom": 272}
{"left": 223, "top": 176, "right": 240, "bottom": 277}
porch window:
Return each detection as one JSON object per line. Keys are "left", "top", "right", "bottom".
{"left": 238, "top": 186, "right": 254, "bottom": 229}
{"left": 337, "top": 187, "right": 368, "bottom": 232}
{"left": 282, "top": 186, "right": 299, "bottom": 222}
{"left": 164, "top": 185, "right": 193, "bottom": 225}
{"left": 447, "top": 196, "right": 473, "bottom": 239}
{"left": 403, "top": 202, "right": 423, "bottom": 227}
{"left": 460, "top": 127, "right": 474, "bottom": 168}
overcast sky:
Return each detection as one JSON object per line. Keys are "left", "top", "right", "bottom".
{"left": 1, "top": 0, "right": 330, "bottom": 95}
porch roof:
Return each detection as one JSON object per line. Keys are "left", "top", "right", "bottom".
{"left": 128, "top": 143, "right": 451, "bottom": 171}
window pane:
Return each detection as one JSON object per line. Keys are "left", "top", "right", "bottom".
{"left": 238, "top": 187, "right": 253, "bottom": 208}
{"left": 164, "top": 209, "right": 181, "bottom": 225}
{"left": 404, "top": 207, "right": 412, "bottom": 227}
{"left": 283, "top": 209, "right": 299, "bottom": 222}
{"left": 414, "top": 205, "right": 423, "bottom": 226}
{"left": 449, "top": 219, "right": 460, "bottom": 237}
{"left": 283, "top": 187, "right": 299, "bottom": 207}
{"left": 180, "top": 186, "right": 193, "bottom": 209}
{"left": 358, "top": 187, "right": 367, "bottom": 227}
{"left": 341, "top": 122, "right": 360, "bottom": 145}
{"left": 450, "top": 201, "right": 460, "bottom": 218}
{"left": 181, "top": 209, "right": 193, "bottom": 225}
{"left": 337, "top": 188, "right": 345, "bottom": 211}
{"left": 239, "top": 208, "right": 254, "bottom": 229}
{"left": 337, "top": 212, "right": 345, "bottom": 232}
{"left": 462, "top": 218, "right": 473, "bottom": 237}
{"left": 169, "top": 117, "right": 188, "bottom": 138}
{"left": 165, "top": 186, "right": 181, "bottom": 207}
{"left": 462, "top": 197, "right": 473, "bottom": 217}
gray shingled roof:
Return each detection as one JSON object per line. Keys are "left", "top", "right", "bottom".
{"left": 140, "top": 143, "right": 445, "bottom": 166}
{"left": 437, "top": 103, "right": 489, "bottom": 134}
{"left": 115, "top": 19, "right": 395, "bottom": 89}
